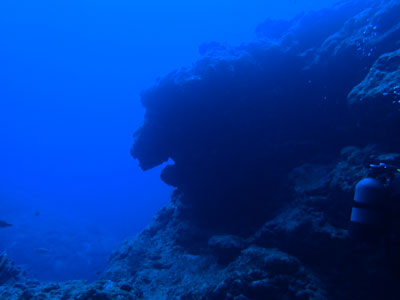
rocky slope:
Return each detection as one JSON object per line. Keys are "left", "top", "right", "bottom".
{"left": 104, "top": 146, "right": 399, "bottom": 300}
{"left": 131, "top": 0, "right": 400, "bottom": 233}
{"left": 1, "top": 0, "right": 400, "bottom": 299}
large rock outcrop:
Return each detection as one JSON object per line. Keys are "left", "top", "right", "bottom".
{"left": 131, "top": 0, "right": 400, "bottom": 232}
{"left": 104, "top": 146, "right": 399, "bottom": 299}
{"left": 103, "top": 0, "right": 400, "bottom": 299}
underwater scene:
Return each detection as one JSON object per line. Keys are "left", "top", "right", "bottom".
{"left": 1, "top": 0, "right": 400, "bottom": 299}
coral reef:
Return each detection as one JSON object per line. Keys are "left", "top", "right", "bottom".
{"left": 132, "top": 0, "right": 400, "bottom": 232}
{"left": 102, "top": 147, "right": 399, "bottom": 300}
{"left": 0, "top": 252, "right": 22, "bottom": 285}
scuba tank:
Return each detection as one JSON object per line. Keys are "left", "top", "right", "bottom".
{"left": 351, "top": 177, "right": 386, "bottom": 225}
{"left": 350, "top": 163, "right": 400, "bottom": 244}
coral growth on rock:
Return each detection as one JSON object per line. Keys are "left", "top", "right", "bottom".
{"left": 0, "top": 252, "right": 22, "bottom": 285}
{"left": 132, "top": 0, "right": 400, "bottom": 233}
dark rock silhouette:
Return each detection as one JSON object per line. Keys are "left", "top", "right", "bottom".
{"left": 132, "top": 0, "right": 400, "bottom": 233}
{"left": 0, "top": 252, "right": 22, "bottom": 285}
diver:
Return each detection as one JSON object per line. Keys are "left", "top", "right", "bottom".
{"left": 350, "top": 162, "right": 400, "bottom": 277}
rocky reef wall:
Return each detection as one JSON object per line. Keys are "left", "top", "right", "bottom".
{"left": 132, "top": 0, "right": 400, "bottom": 233}
{"left": 111, "top": 0, "right": 400, "bottom": 298}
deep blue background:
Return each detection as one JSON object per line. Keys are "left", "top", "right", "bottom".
{"left": 0, "top": 0, "right": 338, "bottom": 281}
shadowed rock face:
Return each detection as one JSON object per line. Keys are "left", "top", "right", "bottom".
{"left": 132, "top": 0, "right": 400, "bottom": 232}
{"left": 104, "top": 146, "right": 400, "bottom": 300}
{"left": 0, "top": 253, "right": 22, "bottom": 285}
{"left": 348, "top": 48, "right": 400, "bottom": 144}
{"left": 109, "top": 0, "right": 400, "bottom": 298}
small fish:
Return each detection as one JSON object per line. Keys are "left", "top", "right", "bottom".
{"left": 34, "top": 211, "right": 40, "bottom": 217}
{"left": 0, "top": 221, "right": 12, "bottom": 228}
{"left": 35, "top": 248, "right": 49, "bottom": 254}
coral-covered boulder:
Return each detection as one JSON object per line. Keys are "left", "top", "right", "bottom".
{"left": 131, "top": 0, "right": 400, "bottom": 233}
{"left": 0, "top": 252, "right": 23, "bottom": 285}
{"left": 348, "top": 49, "right": 400, "bottom": 145}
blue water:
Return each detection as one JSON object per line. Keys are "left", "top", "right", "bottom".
{"left": 0, "top": 0, "right": 339, "bottom": 281}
